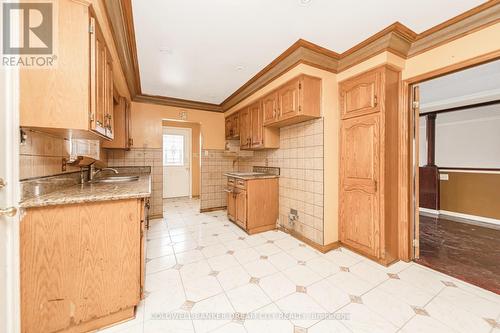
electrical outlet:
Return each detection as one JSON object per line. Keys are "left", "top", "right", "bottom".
{"left": 290, "top": 209, "right": 297, "bottom": 216}
{"left": 439, "top": 173, "right": 449, "bottom": 181}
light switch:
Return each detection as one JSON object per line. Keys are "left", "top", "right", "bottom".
{"left": 439, "top": 173, "right": 449, "bottom": 181}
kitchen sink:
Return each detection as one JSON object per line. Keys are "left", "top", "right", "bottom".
{"left": 92, "top": 175, "right": 139, "bottom": 183}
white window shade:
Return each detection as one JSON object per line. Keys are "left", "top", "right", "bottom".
{"left": 163, "top": 134, "right": 184, "bottom": 166}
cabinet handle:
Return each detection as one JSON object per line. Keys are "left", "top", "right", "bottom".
{"left": 374, "top": 95, "right": 378, "bottom": 107}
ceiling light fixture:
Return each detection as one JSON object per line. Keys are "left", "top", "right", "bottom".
{"left": 299, "top": 0, "right": 312, "bottom": 5}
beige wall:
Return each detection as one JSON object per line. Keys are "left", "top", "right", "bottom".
{"left": 162, "top": 120, "right": 201, "bottom": 197}
{"left": 131, "top": 102, "right": 225, "bottom": 150}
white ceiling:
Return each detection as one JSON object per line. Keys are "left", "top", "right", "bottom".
{"left": 419, "top": 59, "right": 500, "bottom": 113}
{"left": 131, "top": 0, "right": 485, "bottom": 104}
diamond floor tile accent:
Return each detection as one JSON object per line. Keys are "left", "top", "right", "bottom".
{"left": 173, "top": 264, "right": 183, "bottom": 270}
{"left": 181, "top": 300, "right": 196, "bottom": 311}
{"left": 387, "top": 273, "right": 400, "bottom": 279}
{"left": 412, "top": 306, "right": 430, "bottom": 316}
{"left": 349, "top": 295, "right": 363, "bottom": 304}
{"left": 484, "top": 318, "right": 500, "bottom": 328}
{"left": 249, "top": 277, "right": 260, "bottom": 284}
{"left": 209, "top": 270, "right": 219, "bottom": 276}
{"left": 226, "top": 250, "right": 234, "bottom": 255}
{"left": 296, "top": 286, "right": 307, "bottom": 293}
{"left": 294, "top": 326, "right": 307, "bottom": 333}
{"left": 340, "top": 266, "right": 350, "bottom": 272}
{"left": 260, "top": 255, "right": 268, "bottom": 260}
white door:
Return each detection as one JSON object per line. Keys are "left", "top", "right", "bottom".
{"left": 163, "top": 127, "right": 192, "bottom": 198}
{"left": 0, "top": 64, "right": 21, "bottom": 331}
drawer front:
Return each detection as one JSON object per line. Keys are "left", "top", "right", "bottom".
{"left": 235, "top": 179, "right": 246, "bottom": 189}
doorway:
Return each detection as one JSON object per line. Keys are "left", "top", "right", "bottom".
{"left": 410, "top": 59, "right": 500, "bottom": 293}
{"left": 162, "top": 126, "right": 192, "bottom": 198}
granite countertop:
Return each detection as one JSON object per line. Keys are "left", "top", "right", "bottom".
{"left": 224, "top": 172, "right": 280, "bottom": 180}
{"left": 20, "top": 174, "right": 151, "bottom": 208}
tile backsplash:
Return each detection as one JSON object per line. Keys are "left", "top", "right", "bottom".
{"left": 200, "top": 150, "right": 235, "bottom": 211}
{"left": 238, "top": 118, "right": 324, "bottom": 245}
{"left": 20, "top": 130, "right": 81, "bottom": 180}
{"left": 106, "top": 148, "right": 163, "bottom": 217}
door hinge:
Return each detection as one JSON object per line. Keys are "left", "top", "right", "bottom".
{"left": 412, "top": 101, "right": 419, "bottom": 109}
{"left": 89, "top": 24, "right": 94, "bottom": 34}
{"left": 140, "top": 229, "right": 144, "bottom": 238}
{"left": 89, "top": 112, "right": 94, "bottom": 122}
{"left": 298, "top": 82, "right": 302, "bottom": 89}
{"left": 299, "top": 105, "right": 302, "bottom": 112}
{"left": 412, "top": 239, "right": 419, "bottom": 248}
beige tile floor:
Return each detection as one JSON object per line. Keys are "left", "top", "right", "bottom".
{"left": 100, "top": 197, "right": 500, "bottom": 333}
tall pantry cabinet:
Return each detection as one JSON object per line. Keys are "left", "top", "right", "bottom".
{"left": 338, "top": 65, "right": 400, "bottom": 266}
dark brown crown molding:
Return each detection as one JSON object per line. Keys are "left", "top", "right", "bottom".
{"left": 106, "top": 0, "right": 499, "bottom": 113}
{"left": 134, "top": 94, "right": 223, "bottom": 113}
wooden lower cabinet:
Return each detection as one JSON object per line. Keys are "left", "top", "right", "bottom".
{"left": 339, "top": 65, "right": 400, "bottom": 266}
{"left": 20, "top": 198, "right": 146, "bottom": 333}
{"left": 226, "top": 177, "right": 278, "bottom": 234}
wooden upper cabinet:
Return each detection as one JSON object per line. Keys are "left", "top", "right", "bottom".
{"left": 102, "top": 96, "right": 133, "bottom": 149}
{"left": 20, "top": 1, "right": 115, "bottom": 141}
{"left": 225, "top": 117, "right": 233, "bottom": 139}
{"left": 225, "top": 112, "right": 240, "bottom": 139}
{"left": 249, "top": 102, "right": 263, "bottom": 148}
{"left": 239, "top": 108, "right": 251, "bottom": 149}
{"left": 266, "top": 74, "right": 321, "bottom": 127}
{"left": 278, "top": 79, "right": 300, "bottom": 120}
{"left": 262, "top": 92, "right": 278, "bottom": 126}
{"left": 340, "top": 68, "right": 381, "bottom": 119}
{"left": 90, "top": 15, "right": 114, "bottom": 140}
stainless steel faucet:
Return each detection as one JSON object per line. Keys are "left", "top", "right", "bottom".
{"left": 88, "top": 164, "right": 119, "bottom": 181}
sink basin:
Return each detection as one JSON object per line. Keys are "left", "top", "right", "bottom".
{"left": 92, "top": 175, "right": 139, "bottom": 183}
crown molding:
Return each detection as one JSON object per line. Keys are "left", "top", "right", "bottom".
{"left": 220, "top": 39, "right": 340, "bottom": 111}
{"left": 106, "top": 1, "right": 500, "bottom": 113}
{"left": 102, "top": 0, "right": 142, "bottom": 97}
{"left": 134, "top": 94, "right": 223, "bottom": 113}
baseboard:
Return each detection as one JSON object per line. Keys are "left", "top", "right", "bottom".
{"left": 419, "top": 208, "right": 500, "bottom": 227}
{"left": 277, "top": 226, "right": 340, "bottom": 253}
{"left": 200, "top": 206, "right": 227, "bottom": 213}
{"left": 439, "top": 210, "right": 500, "bottom": 228}
{"left": 419, "top": 207, "right": 439, "bottom": 216}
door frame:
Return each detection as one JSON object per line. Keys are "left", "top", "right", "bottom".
{"left": 399, "top": 50, "right": 500, "bottom": 261}
{"left": 162, "top": 126, "right": 192, "bottom": 199}
{"left": 0, "top": 62, "right": 21, "bottom": 331}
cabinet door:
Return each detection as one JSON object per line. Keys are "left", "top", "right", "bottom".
{"left": 340, "top": 113, "right": 380, "bottom": 257}
{"left": 90, "top": 17, "right": 107, "bottom": 137}
{"left": 225, "top": 117, "right": 232, "bottom": 139}
{"left": 262, "top": 92, "right": 278, "bottom": 126}
{"left": 231, "top": 114, "right": 239, "bottom": 138}
{"left": 249, "top": 102, "right": 263, "bottom": 148}
{"left": 340, "top": 69, "right": 381, "bottom": 119}
{"left": 277, "top": 79, "right": 300, "bottom": 121}
{"left": 227, "top": 190, "right": 236, "bottom": 221}
{"left": 239, "top": 108, "right": 251, "bottom": 149}
{"left": 235, "top": 190, "right": 247, "bottom": 229}
{"left": 104, "top": 50, "right": 114, "bottom": 139}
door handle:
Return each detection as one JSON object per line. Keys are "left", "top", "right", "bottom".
{"left": 0, "top": 178, "right": 6, "bottom": 189}
{"left": 0, "top": 207, "right": 17, "bottom": 217}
